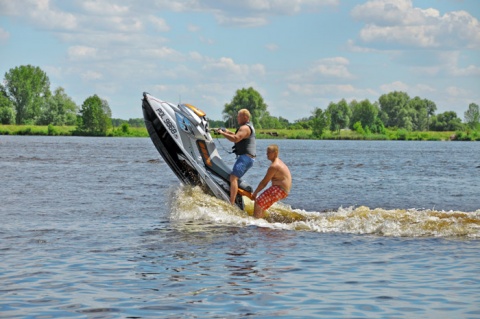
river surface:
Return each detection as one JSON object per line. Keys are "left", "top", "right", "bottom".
{"left": 1, "top": 135, "right": 479, "bottom": 318}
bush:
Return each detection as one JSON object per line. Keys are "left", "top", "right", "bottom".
{"left": 396, "top": 129, "right": 408, "bottom": 140}
{"left": 353, "top": 121, "right": 365, "bottom": 135}
{"left": 48, "top": 124, "right": 57, "bottom": 136}
{"left": 121, "top": 122, "right": 130, "bottom": 134}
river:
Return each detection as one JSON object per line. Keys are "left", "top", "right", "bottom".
{"left": 1, "top": 136, "right": 479, "bottom": 318}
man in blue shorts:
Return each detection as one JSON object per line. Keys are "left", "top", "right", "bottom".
{"left": 216, "top": 109, "right": 256, "bottom": 205}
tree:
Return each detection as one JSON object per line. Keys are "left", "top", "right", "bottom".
{"left": 327, "top": 99, "right": 351, "bottom": 133}
{"left": 430, "top": 111, "right": 463, "bottom": 131}
{"left": 311, "top": 107, "right": 328, "bottom": 137}
{"left": 408, "top": 97, "right": 429, "bottom": 131}
{"left": 464, "top": 103, "right": 480, "bottom": 130}
{"left": 0, "top": 84, "right": 15, "bottom": 124}
{"left": 349, "top": 99, "right": 378, "bottom": 132}
{"left": 38, "top": 87, "right": 78, "bottom": 126}
{"left": 424, "top": 99, "right": 437, "bottom": 130}
{"left": 78, "top": 94, "right": 112, "bottom": 134}
{"left": 3, "top": 65, "right": 51, "bottom": 124}
{"left": 222, "top": 87, "right": 267, "bottom": 128}
{"left": 378, "top": 91, "right": 410, "bottom": 128}
{"left": 292, "top": 117, "right": 313, "bottom": 129}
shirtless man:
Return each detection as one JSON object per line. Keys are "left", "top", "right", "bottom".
{"left": 252, "top": 144, "right": 292, "bottom": 219}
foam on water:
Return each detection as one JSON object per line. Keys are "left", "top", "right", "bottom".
{"left": 169, "top": 186, "right": 480, "bottom": 238}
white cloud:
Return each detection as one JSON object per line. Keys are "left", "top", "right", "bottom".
{"left": 438, "top": 51, "right": 480, "bottom": 77}
{"left": 289, "top": 57, "right": 354, "bottom": 82}
{"left": 312, "top": 57, "right": 353, "bottom": 78}
{"left": 100, "top": 16, "right": 144, "bottom": 32}
{"left": 380, "top": 81, "right": 409, "bottom": 93}
{"left": 189, "top": 51, "right": 204, "bottom": 61}
{"left": 199, "top": 36, "right": 215, "bottom": 45}
{"left": 80, "top": 1, "right": 130, "bottom": 15}
{"left": 200, "top": 0, "right": 339, "bottom": 27}
{"left": 215, "top": 15, "right": 269, "bottom": 27}
{"left": 148, "top": 15, "right": 170, "bottom": 32}
{"left": 150, "top": 0, "right": 200, "bottom": 12}
{"left": 265, "top": 43, "right": 279, "bottom": 51}
{"left": 410, "top": 65, "right": 440, "bottom": 77}
{"left": 0, "top": 27, "right": 9, "bottom": 41}
{"left": 415, "top": 84, "right": 435, "bottom": 93}
{"left": 351, "top": 0, "right": 480, "bottom": 49}
{"left": 81, "top": 70, "right": 102, "bottom": 81}
{"left": 288, "top": 83, "right": 362, "bottom": 96}
{"left": 67, "top": 46, "right": 98, "bottom": 60}
{"left": 203, "top": 0, "right": 339, "bottom": 15}
{"left": 188, "top": 24, "right": 200, "bottom": 32}
{"left": 142, "top": 47, "right": 184, "bottom": 61}
{"left": 446, "top": 86, "right": 468, "bottom": 97}
{"left": 202, "top": 57, "right": 266, "bottom": 78}
{"left": 1, "top": 0, "right": 78, "bottom": 30}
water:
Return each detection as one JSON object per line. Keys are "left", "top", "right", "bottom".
{"left": 1, "top": 135, "right": 479, "bottom": 318}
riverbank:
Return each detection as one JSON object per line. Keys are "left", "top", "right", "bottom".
{"left": 1, "top": 124, "right": 478, "bottom": 141}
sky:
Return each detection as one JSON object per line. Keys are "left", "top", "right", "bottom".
{"left": 1, "top": 0, "right": 479, "bottom": 122}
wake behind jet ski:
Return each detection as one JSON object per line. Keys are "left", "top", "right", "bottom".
{"left": 142, "top": 92, "right": 253, "bottom": 210}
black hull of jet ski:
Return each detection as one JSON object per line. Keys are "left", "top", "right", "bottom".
{"left": 142, "top": 99, "right": 201, "bottom": 186}
{"left": 142, "top": 92, "right": 252, "bottom": 210}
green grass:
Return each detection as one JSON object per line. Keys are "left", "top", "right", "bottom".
{"left": 1, "top": 124, "right": 477, "bottom": 141}
{"left": 0, "top": 124, "right": 76, "bottom": 136}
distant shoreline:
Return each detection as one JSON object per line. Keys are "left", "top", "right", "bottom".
{"left": 0, "top": 124, "right": 478, "bottom": 141}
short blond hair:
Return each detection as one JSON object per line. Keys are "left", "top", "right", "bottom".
{"left": 267, "top": 144, "right": 279, "bottom": 154}
{"left": 238, "top": 109, "right": 251, "bottom": 120}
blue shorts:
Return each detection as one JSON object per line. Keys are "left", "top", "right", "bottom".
{"left": 231, "top": 154, "right": 254, "bottom": 178}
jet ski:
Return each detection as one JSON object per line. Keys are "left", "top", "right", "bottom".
{"left": 142, "top": 92, "right": 254, "bottom": 210}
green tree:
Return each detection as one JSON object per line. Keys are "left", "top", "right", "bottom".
{"left": 406, "top": 97, "right": 436, "bottom": 131}
{"left": 425, "top": 99, "right": 437, "bottom": 130}
{"left": 353, "top": 121, "right": 365, "bottom": 135}
{"left": 378, "top": 91, "right": 410, "bottom": 128}
{"left": 127, "top": 118, "right": 145, "bottom": 127}
{"left": 3, "top": 65, "right": 51, "bottom": 124}
{"left": 464, "top": 103, "right": 480, "bottom": 130}
{"left": 327, "top": 99, "right": 351, "bottom": 133}
{"left": 38, "top": 87, "right": 78, "bottom": 125}
{"left": 311, "top": 107, "right": 328, "bottom": 137}
{"left": 0, "top": 84, "right": 15, "bottom": 124}
{"left": 407, "top": 97, "right": 427, "bottom": 131}
{"left": 222, "top": 87, "right": 267, "bottom": 128}
{"left": 349, "top": 99, "right": 378, "bottom": 131}
{"left": 430, "top": 111, "right": 463, "bottom": 131}
{"left": 292, "top": 117, "right": 313, "bottom": 129}
{"left": 370, "top": 117, "right": 386, "bottom": 134}
{"left": 78, "top": 94, "right": 112, "bottom": 134}
{"left": 257, "top": 113, "right": 289, "bottom": 129}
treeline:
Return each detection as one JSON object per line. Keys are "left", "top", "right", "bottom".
{"left": 218, "top": 88, "right": 480, "bottom": 136}
{"left": 0, "top": 65, "right": 143, "bottom": 135}
{"left": 1, "top": 65, "right": 479, "bottom": 139}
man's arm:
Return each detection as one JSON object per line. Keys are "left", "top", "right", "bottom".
{"left": 218, "top": 125, "right": 250, "bottom": 143}
{"left": 253, "top": 165, "right": 277, "bottom": 198}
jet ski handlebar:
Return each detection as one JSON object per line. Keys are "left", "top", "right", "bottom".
{"left": 209, "top": 128, "right": 227, "bottom": 135}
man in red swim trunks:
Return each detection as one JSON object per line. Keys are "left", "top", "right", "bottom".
{"left": 252, "top": 144, "right": 292, "bottom": 219}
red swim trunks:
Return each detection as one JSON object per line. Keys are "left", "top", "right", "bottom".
{"left": 256, "top": 185, "right": 288, "bottom": 211}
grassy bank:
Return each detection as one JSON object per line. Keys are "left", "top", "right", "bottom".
{"left": 1, "top": 124, "right": 478, "bottom": 141}
{"left": 0, "top": 124, "right": 149, "bottom": 137}
{"left": 256, "top": 128, "right": 479, "bottom": 141}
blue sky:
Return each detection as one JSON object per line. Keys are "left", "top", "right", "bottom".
{"left": 1, "top": 0, "right": 479, "bottom": 122}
